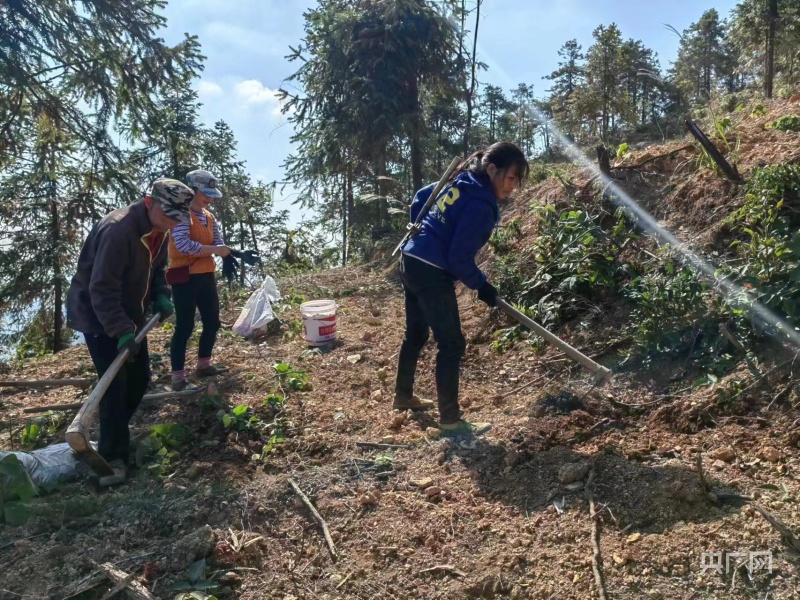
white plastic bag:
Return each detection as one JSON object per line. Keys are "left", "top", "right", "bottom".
{"left": 0, "top": 442, "right": 93, "bottom": 488}
{"left": 233, "top": 275, "right": 281, "bottom": 337}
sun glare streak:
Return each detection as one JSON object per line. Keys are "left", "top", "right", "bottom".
{"left": 473, "top": 39, "right": 800, "bottom": 349}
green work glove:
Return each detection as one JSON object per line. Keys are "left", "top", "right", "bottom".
{"left": 153, "top": 294, "right": 174, "bottom": 320}
{"left": 117, "top": 332, "right": 140, "bottom": 361}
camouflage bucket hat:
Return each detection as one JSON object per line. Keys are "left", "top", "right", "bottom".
{"left": 149, "top": 178, "right": 194, "bottom": 224}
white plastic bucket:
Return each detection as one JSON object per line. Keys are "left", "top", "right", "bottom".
{"left": 300, "top": 300, "right": 338, "bottom": 346}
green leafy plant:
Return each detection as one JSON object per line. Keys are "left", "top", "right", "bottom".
{"left": 283, "top": 319, "right": 303, "bottom": 341}
{"left": 718, "top": 163, "right": 800, "bottom": 333}
{"left": 489, "top": 218, "right": 523, "bottom": 254}
{"left": 172, "top": 559, "right": 219, "bottom": 594}
{"left": 251, "top": 431, "right": 285, "bottom": 461}
{"left": 273, "top": 361, "right": 311, "bottom": 391}
{"left": 263, "top": 393, "right": 285, "bottom": 409}
{"left": 767, "top": 115, "right": 800, "bottom": 132}
{"left": 0, "top": 454, "right": 38, "bottom": 525}
{"left": 20, "top": 422, "right": 43, "bottom": 450}
{"left": 625, "top": 259, "right": 714, "bottom": 363}
{"left": 136, "top": 424, "right": 187, "bottom": 477}
{"left": 615, "top": 142, "right": 630, "bottom": 158}
{"left": 222, "top": 404, "right": 260, "bottom": 431}
{"left": 751, "top": 103, "right": 767, "bottom": 118}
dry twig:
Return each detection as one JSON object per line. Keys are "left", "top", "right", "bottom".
{"left": 585, "top": 469, "right": 609, "bottom": 600}
{"left": 288, "top": 478, "right": 338, "bottom": 562}
{"left": 418, "top": 565, "right": 467, "bottom": 578}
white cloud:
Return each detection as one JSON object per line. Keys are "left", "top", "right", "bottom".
{"left": 196, "top": 80, "right": 223, "bottom": 97}
{"left": 234, "top": 79, "right": 289, "bottom": 116}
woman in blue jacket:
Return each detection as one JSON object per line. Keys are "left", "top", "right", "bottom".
{"left": 395, "top": 141, "right": 529, "bottom": 437}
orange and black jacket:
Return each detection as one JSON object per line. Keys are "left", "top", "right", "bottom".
{"left": 66, "top": 201, "right": 169, "bottom": 339}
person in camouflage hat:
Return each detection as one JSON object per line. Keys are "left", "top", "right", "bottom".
{"left": 66, "top": 178, "right": 193, "bottom": 486}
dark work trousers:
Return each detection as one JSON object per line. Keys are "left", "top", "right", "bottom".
{"left": 84, "top": 334, "right": 150, "bottom": 464}
{"left": 170, "top": 272, "right": 221, "bottom": 371}
{"left": 395, "top": 254, "right": 466, "bottom": 424}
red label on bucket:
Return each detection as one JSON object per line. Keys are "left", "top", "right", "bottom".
{"left": 319, "top": 324, "right": 337, "bottom": 336}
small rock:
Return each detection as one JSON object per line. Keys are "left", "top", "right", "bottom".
{"left": 760, "top": 447, "right": 781, "bottom": 463}
{"left": 185, "top": 463, "right": 204, "bottom": 480}
{"left": 565, "top": 481, "right": 584, "bottom": 492}
{"left": 371, "top": 389, "right": 383, "bottom": 399}
{"left": 14, "top": 540, "right": 32, "bottom": 555}
{"left": 347, "top": 354, "right": 362, "bottom": 364}
{"left": 461, "top": 397, "right": 472, "bottom": 408}
{"left": 377, "top": 367, "right": 388, "bottom": 381}
{"left": 170, "top": 525, "right": 216, "bottom": 570}
{"left": 558, "top": 462, "right": 590, "bottom": 484}
{"left": 505, "top": 448, "right": 520, "bottom": 468}
{"left": 220, "top": 572, "right": 242, "bottom": 584}
{"left": 381, "top": 435, "right": 395, "bottom": 444}
{"left": 712, "top": 459, "right": 727, "bottom": 470}
{"left": 613, "top": 553, "right": 628, "bottom": 566}
{"left": 361, "top": 331, "right": 374, "bottom": 342}
{"left": 46, "top": 545, "right": 71, "bottom": 559}
{"left": 389, "top": 413, "right": 407, "bottom": 430}
{"left": 412, "top": 477, "right": 434, "bottom": 489}
{"left": 425, "top": 486, "right": 442, "bottom": 498}
{"left": 626, "top": 532, "right": 641, "bottom": 544}
{"left": 709, "top": 447, "right": 736, "bottom": 463}
{"left": 359, "top": 493, "right": 378, "bottom": 506}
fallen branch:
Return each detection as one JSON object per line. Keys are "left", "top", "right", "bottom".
{"left": 753, "top": 503, "right": 800, "bottom": 553}
{"left": 355, "top": 442, "right": 411, "bottom": 450}
{"left": 23, "top": 388, "right": 204, "bottom": 414}
{"left": 0, "top": 378, "right": 92, "bottom": 389}
{"left": 94, "top": 563, "right": 155, "bottom": 600}
{"left": 685, "top": 118, "right": 744, "bottom": 183}
{"left": 610, "top": 144, "right": 694, "bottom": 171}
{"left": 97, "top": 569, "right": 137, "bottom": 600}
{"left": 418, "top": 565, "right": 467, "bottom": 578}
{"left": 288, "top": 478, "right": 338, "bottom": 562}
{"left": 585, "top": 469, "right": 609, "bottom": 600}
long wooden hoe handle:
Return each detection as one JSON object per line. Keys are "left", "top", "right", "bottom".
{"left": 496, "top": 299, "right": 612, "bottom": 385}
{"left": 65, "top": 314, "right": 162, "bottom": 475}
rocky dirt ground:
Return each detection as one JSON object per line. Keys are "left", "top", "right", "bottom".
{"left": 2, "top": 99, "right": 800, "bottom": 600}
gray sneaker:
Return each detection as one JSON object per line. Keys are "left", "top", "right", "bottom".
{"left": 439, "top": 419, "right": 492, "bottom": 439}
{"left": 97, "top": 459, "right": 127, "bottom": 488}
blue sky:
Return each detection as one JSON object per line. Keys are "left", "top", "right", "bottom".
{"left": 160, "top": 0, "right": 740, "bottom": 223}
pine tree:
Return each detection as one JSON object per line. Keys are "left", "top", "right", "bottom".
{"left": 544, "top": 40, "right": 585, "bottom": 141}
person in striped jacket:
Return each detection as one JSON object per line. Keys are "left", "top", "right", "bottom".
{"left": 167, "top": 169, "right": 232, "bottom": 390}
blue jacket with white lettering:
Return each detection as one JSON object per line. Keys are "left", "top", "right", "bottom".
{"left": 403, "top": 171, "right": 498, "bottom": 290}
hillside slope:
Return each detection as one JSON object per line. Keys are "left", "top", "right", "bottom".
{"left": 3, "top": 99, "right": 800, "bottom": 599}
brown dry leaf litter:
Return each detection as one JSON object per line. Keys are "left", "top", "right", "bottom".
{"left": 4, "top": 100, "right": 800, "bottom": 600}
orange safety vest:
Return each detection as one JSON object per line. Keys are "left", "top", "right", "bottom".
{"left": 167, "top": 210, "right": 217, "bottom": 274}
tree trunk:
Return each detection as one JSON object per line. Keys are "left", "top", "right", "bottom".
{"left": 596, "top": 145, "right": 612, "bottom": 177}
{"left": 463, "top": 0, "right": 481, "bottom": 156}
{"left": 239, "top": 221, "right": 246, "bottom": 286}
{"left": 376, "top": 149, "right": 388, "bottom": 225}
{"left": 51, "top": 200, "right": 63, "bottom": 353}
{"left": 409, "top": 78, "right": 424, "bottom": 193}
{"left": 341, "top": 174, "right": 347, "bottom": 267}
{"left": 346, "top": 166, "right": 355, "bottom": 260}
{"left": 765, "top": 0, "right": 779, "bottom": 99}
{"left": 48, "top": 149, "right": 63, "bottom": 353}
